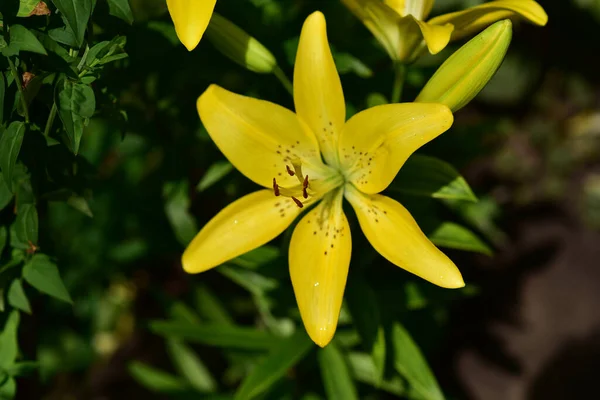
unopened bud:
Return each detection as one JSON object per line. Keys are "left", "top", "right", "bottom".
{"left": 206, "top": 13, "right": 277, "bottom": 74}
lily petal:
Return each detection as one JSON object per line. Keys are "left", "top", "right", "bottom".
{"left": 345, "top": 186, "right": 464, "bottom": 288}
{"left": 342, "top": 0, "right": 402, "bottom": 61}
{"left": 339, "top": 103, "right": 453, "bottom": 194}
{"left": 294, "top": 11, "right": 346, "bottom": 167}
{"left": 183, "top": 190, "right": 300, "bottom": 273}
{"left": 289, "top": 189, "right": 351, "bottom": 347}
{"left": 412, "top": 17, "right": 454, "bottom": 55}
{"left": 198, "top": 84, "right": 331, "bottom": 189}
{"left": 167, "top": 0, "right": 217, "bottom": 51}
{"left": 428, "top": 0, "right": 548, "bottom": 42}
{"left": 385, "top": 0, "right": 435, "bottom": 20}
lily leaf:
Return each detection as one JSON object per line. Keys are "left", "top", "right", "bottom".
{"left": 318, "top": 342, "right": 359, "bottom": 400}
{"left": 0, "top": 121, "right": 26, "bottom": 192}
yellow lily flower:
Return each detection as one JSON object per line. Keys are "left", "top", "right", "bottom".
{"left": 342, "top": 0, "right": 547, "bottom": 62}
{"left": 167, "top": 0, "right": 217, "bottom": 51}
{"left": 183, "top": 11, "right": 464, "bottom": 347}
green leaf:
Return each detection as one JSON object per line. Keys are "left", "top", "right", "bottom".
{"left": 50, "top": 0, "right": 93, "bottom": 46}
{"left": 106, "top": 0, "right": 133, "bottom": 24}
{"left": 0, "top": 175, "right": 13, "bottom": 211}
{"left": 0, "top": 311, "right": 20, "bottom": 368}
{"left": 163, "top": 181, "right": 197, "bottom": 247}
{"left": 194, "top": 285, "right": 234, "bottom": 326}
{"left": 66, "top": 194, "right": 93, "bottom": 217}
{"left": 128, "top": 361, "right": 188, "bottom": 393}
{"left": 0, "top": 226, "right": 7, "bottom": 255}
{"left": 167, "top": 339, "right": 217, "bottom": 393}
{"left": 17, "top": 0, "right": 42, "bottom": 17}
{"left": 85, "top": 36, "right": 127, "bottom": 67}
{"left": 391, "top": 323, "right": 444, "bottom": 400}
{"left": 150, "top": 321, "right": 280, "bottom": 350}
{"left": 428, "top": 222, "right": 492, "bottom": 255}
{"left": 0, "top": 72, "right": 5, "bottom": 125}
{"left": 7, "top": 280, "right": 31, "bottom": 314}
{"left": 5, "top": 361, "right": 38, "bottom": 377}
{"left": 345, "top": 280, "right": 385, "bottom": 385}
{"left": 196, "top": 160, "right": 234, "bottom": 192}
{"left": 235, "top": 330, "right": 313, "bottom": 400}
{"left": 23, "top": 254, "right": 72, "bottom": 304}
{"left": 389, "top": 155, "right": 477, "bottom": 202}
{"left": 318, "top": 342, "right": 359, "bottom": 400}
{"left": 7, "top": 24, "right": 47, "bottom": 55}
{"left": 56, "top": 81, "right": 95, "bottom": 154}
{"left": 14, "top": 203, "right": 38, "bottom": 246}
{"left": 333, "top": 52, "right": 372, "bottom": 78}
{"left": 0, "top": 377, "right": 16, "bottom": 399}
{"left": 0, "top": 121, "right": 26, "bottom": 193}
{"left": 347, "top": 352, "right": 406, "bottom": 396}
{"left": 219, "top": 265, "right": 278, "bottom": 295}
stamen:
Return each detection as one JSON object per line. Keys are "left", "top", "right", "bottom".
{"left": 286, "top": 165, "right": 295, "bottom": 176}
{"left": 302, "top": 175, "right": 309, "bottom": 199}
{"left": 273, "top": 178, "right": 280, "bottom": 196}
{"left": 291, "top": 196, "right": 304, "bottom": 208}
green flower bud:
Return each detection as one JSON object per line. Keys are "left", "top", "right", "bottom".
{"left": 416, "top": 19, "right": 512, "bottom": 112}
{"left": 205, "top": 13, "right": 277, "bottom": 74}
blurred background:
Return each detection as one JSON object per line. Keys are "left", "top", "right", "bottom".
{"left": 3, "top": 0, "right": 600, "bottom": 399}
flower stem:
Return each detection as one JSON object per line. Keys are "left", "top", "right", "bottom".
{"left": 391, "top": 62, "right": 406, "bottom": 103}
{"left": 8, "top": 57, "right": 30, "bottom": 124}
{"left": 273, "top": 66, "right": 294, "bottom": 97}
{"left": 43, "top": 103, "right": 58, "bottom": 137}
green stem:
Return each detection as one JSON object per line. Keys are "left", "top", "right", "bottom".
{"left": 43, "top": 103, "right": 58, "bottom": 137}
{"left": 273, "top": 66, "right": 293, "bottom": 97}
{"left": 391, "top": 62, "right": 406, "bottom": 103}
{"left": 7, "top": 57, "right": 30, "bottom": 124}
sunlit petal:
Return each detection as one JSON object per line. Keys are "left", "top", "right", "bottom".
{"left": 338, "top": 103, "right": 453, "bottom": 194}
{"left": 413, "top": 18, "right": 454, "bottom": 55}
{"left": 345, "top": 186, "right": 464, "bottom": 288}
{"left": 289, "top": 189, "right": 351, "bottom": 347}
{"left": 428, "top": 0, "right": 548, "bottom": 42}
{"left": 385, "top": 0, "right": 435, "bottom": 20}
{"left": 183, "top": 190, "right": 301, "bottom": 273}
{"left": 198, "top": 84, "right": 333, "bottom": 189}
{"left": 294, "top": 11, "right": 345, "bottom": 167}
{"left": 167, "top": 0, "right": 217, "bottom": 51}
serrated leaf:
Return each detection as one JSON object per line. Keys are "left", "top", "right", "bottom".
{"left": 56, "top": 81, "right": 95, "bottom": 154}
{"left": 389, "top": 155, "right": 477, "bottom": 202}
{"left": 23, "top": 254, "right": 72, "bottom": 304}
{"left": 0, "top": 311, "right": 20, "bottom": 368}
{"left": 14, "top": 203, "right": 38, "bottom": 246}
{"left": 428, "top": 222, "right": 492, "bottom": 255}
{"left": 128, "top": 361, "right": 188, "bottom": 393}
{"left": 196, "top": 160, "right": 233, "bottom": 192}
{"left": 4, "top": 24, "right": 47, "bottom": 55}
{"left": 318, "top": 342, "right": 359, "bottom": 400}
{"left": 50, "top": 0, "right": 93, "bottom": 46}
{"left": 235, "top": 330, "right": 313, "bottom": 400}
{"left": 106, "top": 0, "right": 133, "bottom": 24}
{"left": 391, "top": 323, "right": 444, "bottom": 400}
{"left": 7, "top": 280, "right": 31, "bottom": 314}
{"left": 167, "top": 339, "right": 217, "bottom": 393}
{"left": 150, "top": 321, "right": 280, "bottom": 350}
{"left": 0, "top": 121, "right": 26, "bottom": 192}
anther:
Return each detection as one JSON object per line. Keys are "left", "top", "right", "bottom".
{"left": 291, "top": 196, "right": 304, "bottom": 208}
{"left": 273, "top": 178, "right": 280, "bottom": 196}
{"left": 286, "top": 165, "right": 295, "bottom": 176}
{"left": 302, "top": 175, "right": 309, "bottom": 199}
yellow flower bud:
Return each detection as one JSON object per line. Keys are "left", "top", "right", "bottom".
{"left": 416, "top": 19, "right": 512, "bottom": 112}
{"left": 205, "top": 13, "right": 277, "bottom": 74}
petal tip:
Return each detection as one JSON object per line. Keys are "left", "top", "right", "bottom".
{"left": 307, "top": 326, "right": 335, "bottom": 348}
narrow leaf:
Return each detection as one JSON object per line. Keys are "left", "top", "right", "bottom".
{"left": 0, "top": 72, "right": 5, "bottom": 124}
{"left": 163, "top": 181, "right": 197, "bottom": 247}
{"left": 389, "top": 155, "right": 477, "bottom": 202}
{"left": 0, "top": 121, "right": 26, "bottom": 192}
{"left": 23, "top": 254, "right": 72, "bottom": 304}
{"left": 428, "top": 222, "right": 492, "bottom": 255}
{"left": 106, "top": 0, "right": 133, "bottom": 24}
{"left": 50, "top": 0, "right": 93, "bottom": 46}
{"left": 235, "top": 330, "right": 314, "bottom": 400}
{"left": 0, "top": 311, "right": 20, "bottom": 368}
{"left": 391, "top": 323, "right": 444, "bottom": 400}
{"left": 0, "top": 175, "right": 11, "bottom": 210}
{"left": 347, "top": 352, "right": 406, "bottom": 396}
{"left": 128, "top": 361, "right": 188, "bottom": 393}
{"left": 196, "top": 160, "right": 234, "bottom": 192}
{"left": 167, "top": 339, "right": 217, "bottom": 393}
{"left": 150, "top": 321, "right": 281, "bottom": 350}
{"left": 0, "top": 226, "right": 7, "bottom": 255}
{"left": 318, "top": 343, "right": 359, "bottom": 400}
{"left": 7, "top": 280, "right": 31, "bottom": 314}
